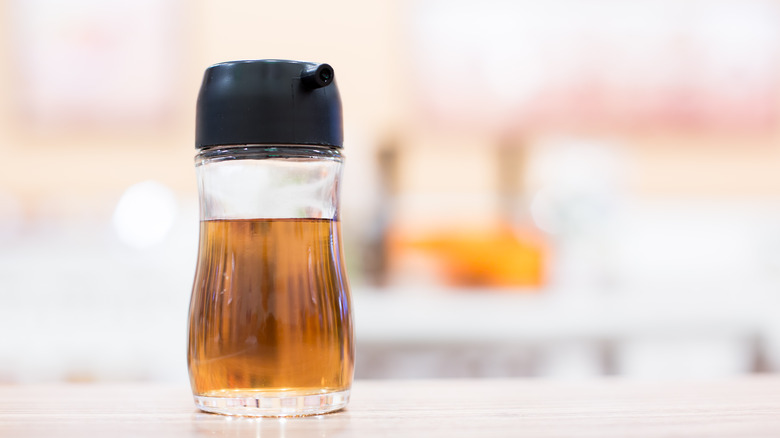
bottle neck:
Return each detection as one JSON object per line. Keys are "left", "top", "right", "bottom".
{"left": 195, "top": 145, "right": 344, "bottom": 221}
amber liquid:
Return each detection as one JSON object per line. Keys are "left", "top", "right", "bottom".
{"left": 187, "top": 218, "right": 354, "bottom": 397}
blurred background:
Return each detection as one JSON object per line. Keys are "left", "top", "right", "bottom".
{"left": 2, "top": 0, "right": 780, "bottom": 383}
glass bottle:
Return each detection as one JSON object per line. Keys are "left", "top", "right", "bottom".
{"left": 187, "top": 60, "right": 354, "bottom": 417}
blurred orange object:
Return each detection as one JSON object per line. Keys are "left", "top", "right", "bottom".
{"left": 389, "top": 224, "right": 546, "bottom": 289}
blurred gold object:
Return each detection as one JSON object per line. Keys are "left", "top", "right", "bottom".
{"left": 390, "top": 224, "right": 546, "bottom": 288}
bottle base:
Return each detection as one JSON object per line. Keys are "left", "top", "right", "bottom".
{"left": 193, "top": 389, "right": 350, "bottom": 417}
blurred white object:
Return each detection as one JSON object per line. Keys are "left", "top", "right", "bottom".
{"left": 113, "top": 180, "right": 177, "bottom": 249}
{"left": 527, "top": 138, "right": 627, "bottom": 291}
{"left": 528, "top": 138, "right": 625, "bottom": 236}
{"left": 616, "top": 336, "right": 754, "bottom": 379}
{"left": 537, "top": 342, "right": 604, "bottom": 380}
{"left": 13, "top": 0, "right": 181, "bottom": 128}
{"left": 412, "top": 0, "right": 780, "bottom": 131}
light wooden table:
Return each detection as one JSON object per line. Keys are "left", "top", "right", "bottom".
{"left": 2, "top": 377, "right": 780, "bottom": 437}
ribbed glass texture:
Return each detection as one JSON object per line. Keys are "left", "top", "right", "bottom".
{"left": 188, "top": 146, "right": 354, "bottom": 417}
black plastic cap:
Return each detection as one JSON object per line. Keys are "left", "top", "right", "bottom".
{"left": 196, "top": 60, "right": 343, "bottom": 149}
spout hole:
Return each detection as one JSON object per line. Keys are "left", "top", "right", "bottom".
{"left": 301, "top": 64, "right": 334, "bottom": 89}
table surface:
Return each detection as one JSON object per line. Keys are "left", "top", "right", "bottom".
{"left": 2, "top": 377, "right": 780, "bottom": 437}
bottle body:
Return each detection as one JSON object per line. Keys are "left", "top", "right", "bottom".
{"left": 187, "top": 146, "right": 354, "bottom": 416}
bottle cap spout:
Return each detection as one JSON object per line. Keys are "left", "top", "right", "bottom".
{"left": 301, "top": 63, "right": 334, "bottom": 89}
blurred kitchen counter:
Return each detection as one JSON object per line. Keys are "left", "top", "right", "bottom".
{"left": 353, "top": 286, "right": 767, "bottom": 343}
{"left": 2, "top": 377, "right": 780, "bottom": 437}
{"left": 353, "top": 286, "right": 779, "bottom": 378}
